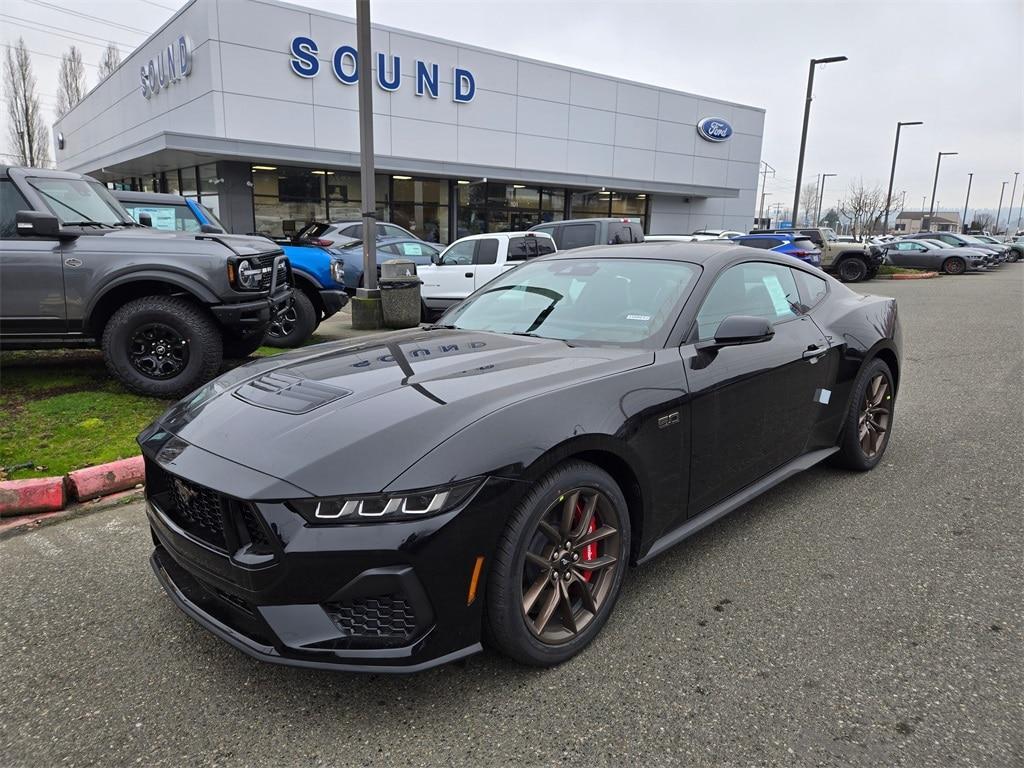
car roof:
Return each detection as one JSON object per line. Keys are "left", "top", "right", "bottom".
{"left": 450, "top": 231, "right": 554, "bottom": 242}
{"left": 734, "top": 232, "right": 798, "bottom": 239}
{"left": 532, "top": 240, "right": 767, "bottom": 268}
{"left": 112, "top": 190, "right": 190, "bottom": 204}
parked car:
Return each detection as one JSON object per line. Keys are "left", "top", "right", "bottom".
{"left": 418, "top": 232, "right": 556, "bottom": 318}
{"left": 689, "top": 228, "right": 744, "bottom": 241}
{"left": 332, "top": 236, "right": 443, "bottom": 292}
{"left": 730, "top": 233, "right": 822, "bottom": 267}
{"left": 321, "top": 220, "right": 423, "bottom": 244}
{"left": 644, "top": 234, "right": 699, "bottom": 243}
{"left": 761, "top": 227, "right": 884, "bottom": 282}
{"left": 906, "top": 231, "right": 1010, "bottom": 262}
{"left": 1, "top": 166, "right": 292, "bottom": 397}
{"left": 141, "top": 242, "right": 901, "bottom": 672}
{"left": 529, "top": 217, "right": 644, "bottom": 249}
{"left": 881, "top": 239, "right": 987, "bottom": 274}
{"left": 973, "top": 234, "right": 1022, "bottom": 262}
{"left": 116, "top": 194, "right": 349, "bottom": 348}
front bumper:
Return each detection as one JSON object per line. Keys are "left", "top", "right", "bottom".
{"left": 211, "top": 286, "right": 293, "bottom": 329}
{"left": 143, "top": 455, "right": 520, "bottom": 672}
{"left": 318, "top": 288, "right": 350, "bottom": 318}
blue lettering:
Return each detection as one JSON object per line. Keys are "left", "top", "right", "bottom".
{"left": 469, "top": 341, "right": 486, "bottom": 349}
{"left": 333, "top": 45, "right": 358, "bottom": 84}
{"left": 409, "top": 348, "right": 430, "bottom": 358}
{"left": 439, "top": 344, "right": 459, "bottom": 353}
{"left": 453, "top": 67, "right": 475, "bottom": 103}
{"left": 415, "top": 60, "right": 438, "bottom": 98}
{"left": 376, "top": 53, "right": 401, "bottom": 91}
{"left": 289, "top": 36, "right": 319, "bottom": 78}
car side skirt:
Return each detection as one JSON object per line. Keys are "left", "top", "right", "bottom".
{"left": 637, "top": 446, "right": 839, "bottom": 564}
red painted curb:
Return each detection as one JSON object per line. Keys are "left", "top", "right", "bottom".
{"left": 0, "top": 476, "right": 66, "bottom": 517}
{"left": 66, "top": 456, "right": 146, "bottom": 502}
{"left": 890, "top": 271, "right": 938, "bottom": 280}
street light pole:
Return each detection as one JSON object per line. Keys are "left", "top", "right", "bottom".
{"left": 1004, "top": 172, "right": 1019, "bottom": 235}
{"left": 883, "top": 121, "right": 923, "bottom": 234}
{"left": 759, "top": 191, "right": 772, "bottom": 228}
{"left": 961, "top": 173, "right": 973, "bottom": 233}
{"left": 816, "top": 173, "right": 836, "bottom": 225}
{"left": 926, "top": 151, "right": 957, "bottom": 230}
{"left": 994, "top": 181, "right": 1008, "bottom": 235}
{"left": 792, "top": 55, "right": 848, "bottom": 227}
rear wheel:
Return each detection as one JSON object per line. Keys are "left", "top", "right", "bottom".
{"left": 264, "top": 290, "right": 317, "bottom": 348}
{"left": 833, "top": 358, "right": 895, "bottom": 471}
{"left": 486, "top": 461, "right": 630, "bottom": 667}
{"left": 942, "top": 257, "right": 966, "bottom": 275}
{"left": 837, "top": 256, "right": 868, "bottom": 283}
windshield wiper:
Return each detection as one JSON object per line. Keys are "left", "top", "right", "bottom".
{"left": 62, "top": 220, "right": 114, "bottom": 229}
{"left": 112, "top": 221, "right": 142, "bottom": 227}
{"left": 429, "top": 323, "right": 459, "bottom": 330}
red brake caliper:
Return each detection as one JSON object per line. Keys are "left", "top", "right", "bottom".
{"left": 573, "top": 500, "right": 599, "bottom": 583}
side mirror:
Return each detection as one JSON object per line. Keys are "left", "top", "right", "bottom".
{"left": 16, "top": 210, "right": 64, "bottom": 238}
{"left": 698, "top": 315, "right": 774, "bottom": 350}
{"left": 200, "top": 223, "right": 223, "bottom": 234}
{"left": 431, "top": 252, "right": 441, "bottom": 265}
{"left": 138, "top": 212, "right": 153, "bottom": 227}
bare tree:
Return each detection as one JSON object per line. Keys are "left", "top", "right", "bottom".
{"left": 3, "top": 38, "right": 50, "bottom": 167}
{"left": 837, "top": 179, "right": 885, "bottom": 238}
{"left": 799, "top": 182, "right": 819, "bottom": 226}
{"left": 97, "top": 42, "right": 121, "bottom": 83}
{"left": 56, "top": 46, "right": 87, "bottom": 117}
{"left": 970, "top": 212, "right": 995, "bottom": 232}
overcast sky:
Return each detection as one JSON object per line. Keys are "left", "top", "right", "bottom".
{"left": 3, "top": 0, "right": 1022, "bottom": 218}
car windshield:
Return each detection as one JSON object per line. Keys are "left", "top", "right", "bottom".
{"left": 959, "top": 234, "right": 985, "bottom": 244}
{"left": 196, "top": 203, "right": 225, "bottom": 230}
{"left": 820, "top": 228, "right": 839, "bottom": 242}
{"left": 440, "top": 258, "right": 700, "bottom": 346}
{"left": 28, "top": 177, "right": 131, "bottom": 226}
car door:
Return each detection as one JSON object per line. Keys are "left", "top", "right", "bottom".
{"left": 887, "top": 241, "right": 920, "bottom": 268}
{"left": 420, "top": 238, "right": 478, "bottom": 304}
{"left": 0, "top": 179, "right": 66, "bottom": 336}
{"left": 680, "top": 261, "right": 834, "bottom": 515}
{"left": 470, "top": 237, "right": 503, "bottom": 290}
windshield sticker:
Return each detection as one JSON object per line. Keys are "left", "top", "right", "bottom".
{"left": 626, "top": 314, "right": 651, "bottom": 321}
{"left": 762, "top": 275, "right": 791, "bottom": 315}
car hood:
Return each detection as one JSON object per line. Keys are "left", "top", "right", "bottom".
{"left": 90, "top": 228, "right": 279, "bottom": 257}
{"left": 149, "top": 329, "right": 652, "bottom": 497}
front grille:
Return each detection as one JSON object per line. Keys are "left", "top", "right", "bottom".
{"left": 325, "top": 595, "right": 418, "bottom": 647}
{"left": 252, "top": 252, "right": 289, "bottom": 291}
{"left": 167, "top": 476, "right": 227, "bottom": 550}
{"left": 240, "top": 505, "right": 270, "bottom": 549}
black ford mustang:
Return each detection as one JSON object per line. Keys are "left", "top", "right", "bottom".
{"left": 140, "top": 242, "right": 901, "bottom": 672}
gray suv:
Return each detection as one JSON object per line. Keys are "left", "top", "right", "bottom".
{"left": 0, "top": 166, "right": 292, "bottom": 397}
{"left": 529, "top": 218, "right": 644, "bottom": 250}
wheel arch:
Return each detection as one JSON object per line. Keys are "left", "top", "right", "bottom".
{"left": 291, "top": 271, "right": 324, "bottom": 317}
{"left": 86, "top": 274, "right": 216, "bottom": 338}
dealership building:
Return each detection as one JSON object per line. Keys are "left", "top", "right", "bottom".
{"left": 53, "top": 0, "right": 765, "bottom": 243}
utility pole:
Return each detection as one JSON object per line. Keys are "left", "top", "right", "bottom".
{"left": 1005, "top": 172, "right": 1019, "bottom": 235}
{"left": 792, "top": 55, "right": 848, "bottom": 227}
{"left": 352, "top": 0, "right": 382, "bottom": 329}
{"left": 962, "top": 173, "right": 973, "bottom": 234}
{"left": 883, "top": 121, "right": 923, "bottom": 234}
{"left": 759, "top": 191, "right": 772, "bottom": 228}
{"left": 995, "top": 181, "right": 1008, "bottom": 235}
{"left": 927, "top": 151, "right": 957, "bottom": 230}
{"left": 757, "top": 160, "right": 775, "bottom": 229}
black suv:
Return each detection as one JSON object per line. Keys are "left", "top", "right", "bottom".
{"left": 0, "top": 166, "right": 292, "bottom": 397}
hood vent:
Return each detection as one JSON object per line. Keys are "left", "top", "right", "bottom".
{"left": 233, "top": 371, "right": 351, "bottom": 414}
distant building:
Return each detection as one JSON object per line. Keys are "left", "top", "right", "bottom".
{"left": 894, "top": 210, "right": 961, "bottom": 233}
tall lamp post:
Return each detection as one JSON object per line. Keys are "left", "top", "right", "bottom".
{"left": 883, "top": 121, "right": 923, "bottom": 234}
{"left": 758, "top": 191, "right": 772, "bottom": 230}
{"left": 926, "top": 151, "right": 957, "bottom": 230}
{"left": 994, "top": 181, "right": 1008, "bottom": 235}
{"left": 1004, "top": 172, "right": 1019, "bottom": 235}
{"left": 791, "top": 55, "right": 848, "bottom": 227}
{"left": 816, "top": 173, "right": 836, "bottom": 225}
{"left": 961, "top": 173, "right": 973, "bottom": 233}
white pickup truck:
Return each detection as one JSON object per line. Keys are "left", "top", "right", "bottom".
{"left": 418, "top": 231, "right": 556, "bottom": 318}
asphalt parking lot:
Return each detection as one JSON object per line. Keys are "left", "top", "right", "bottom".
{"left": 1, "top": 268, "right": 1020, "bottom": 768}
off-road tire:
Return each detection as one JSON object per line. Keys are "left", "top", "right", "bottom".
{"left": 222, "top": 328, "right": 266, "bottom": 359}
{"left": 837, "top": 256, "right": 868, "bottom": 283}
{"left": 264, "top": 290, "right": 316, "bottom": 348}
{"left": 485, "top": 460, "right": 630, "bottom": 667}
{"left": 101, "top": 295, "right": 222, "bottom": 398}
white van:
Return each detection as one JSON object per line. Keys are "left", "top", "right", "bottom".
{"left": 418, "top": 231, "right": 556, "bottom": 317}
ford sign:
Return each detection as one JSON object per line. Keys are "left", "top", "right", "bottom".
{"left": 697, "top": 117, "right": 733, "bottom": 142}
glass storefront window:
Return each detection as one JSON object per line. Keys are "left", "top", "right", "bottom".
{"left": 254, "top": 198, "right": 326, "bottom": 238}
{"left": 180, "top": 167, "right": 197, "bottom": 199}
{"left": 198, "top": 164, "right": 219, "bottom": 198}
{"left": 391, "top": 176, "right": 449, "bottom": 242}
{"left": 163, "top": 171, "right": 180, "bottom": 195}
{"left": 612, "top": 192, "right": 647, "bottom": 217}
{"left": 570, "top": 190, "right": 611, "bottom": 217}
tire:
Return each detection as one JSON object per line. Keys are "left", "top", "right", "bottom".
{"left": 836, "top": 256, "right": 868, "bottom": 283}
{"left": 264, "top": 290, "right": 316, "bottom": 348}
{"left": 865, "top": 266, "right": 879, "bottom": 280}
{"left": 101, "top": 295, "right": 222, "bottom": 399}
{"left": 832, "top": 358, "right": 895, "bottom": 471}
{"left": 222, "top": 329, "right": 266, "bottom": 359}
{"left": 942, "top": 257, "right": 966, "bottom": 275}
{"left": 485, "top": 460, "right": 631, "bottom": 667}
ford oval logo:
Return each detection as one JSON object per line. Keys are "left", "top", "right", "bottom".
{"left": 697, "top": 117, "right": 733, "bottom": 142}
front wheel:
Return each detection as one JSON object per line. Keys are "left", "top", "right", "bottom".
{"left": 837, "top": 256, "right": 868, "bottom": 283}
{"left": 942, "top": 257, "right": 967, "bottom": 275}
{"left": 486, "top": 461, "right": 630, "bottom": 667}
{"left": 833, "top": 358, "right": 895, "bottom": 471}
{"left": 264, "top": 290, "right": 317, "bottom": 348}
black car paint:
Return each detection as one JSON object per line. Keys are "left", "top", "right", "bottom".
{"left": 141, "top": 243, "right": 901, "bottom": 672}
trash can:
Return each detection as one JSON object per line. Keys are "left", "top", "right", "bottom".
{"left": 379, "top": 259, "right": 422, "bottom": 329}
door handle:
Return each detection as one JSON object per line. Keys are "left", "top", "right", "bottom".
{"left": 464, "top": 272, "right": 473, "bottom": 278}
{"left": 802, "top": 344, "right": 829, "bottom": 361}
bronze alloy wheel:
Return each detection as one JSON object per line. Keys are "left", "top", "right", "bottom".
{"left": 859, "top": 373, "right": 892, "bottom": 458}
{"left": 520, "top": 487, "right": 622, "bottom": 644}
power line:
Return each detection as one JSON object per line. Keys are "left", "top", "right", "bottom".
{"left": 1, "top": 42, "right": 101, "bottom": 68}
{"left": 0, "top": 16, "right": 134, "bottom": 52}
{"left": 137, "top": 0, "right": 179, "bottom": 9}
{"left": 21, "top": 0, "right": 152, "bottom": 36}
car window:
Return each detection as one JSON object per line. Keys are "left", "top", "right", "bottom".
{"left": 440, "top": 240, "right": 475, "bottom": 266}
{"left": 792, "top": 238, "right": 817, "bottom": 251}
{"left": 122, "top": 203, "right": 201, "bottom": 232}
{"left": 27, "top": 176, "right": 129, "bottom": 226}
{"left": 738, "top": 238, "right": 780, "bottom": 250}
{"left": 792, "top": 268, "right": 828, "bottom": 309}
{"left": 474, "top": 238, "right": 499, "bottom": 265}
{"left": 799, "top": 230, "right": 824, "bottom": 245}
{"left": 608, "top": 222, "right": 633, "bottom": 244}
{"left": 0, "top": 180, "right": 31, "bottom": 238}
{"left": 382, "top": 224, "right": 406, "bottom": 238}
{"left": 695, "top": 261, "right": 801, "bottom": 340}
{"left": 559, "top": 223, "right": 598, "bottom": 250}
{"left": 507, "top": 236, "right": 555, "bottom": 261}
{"left": 343, "top": 224, "right": 362, "bottom": 239}
{"left": 397, "top": 241, "right": 428, "bottom": 258}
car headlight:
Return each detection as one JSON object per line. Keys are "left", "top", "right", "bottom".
{"left": 330, "top": 259, "right": 345, "bottom": 284}
{"left": 288, "top": 479, "right": 483, "bottom": 524}
{"left": 228, "top": 258, "right": 264, "bottom": 290}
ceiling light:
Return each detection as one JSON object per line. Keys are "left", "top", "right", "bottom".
{"left": 393, "top": 175, "right": 412, "bottom": 180}
{"left": 599, "top": 190, "right": 611, "bottom": 195}
{"left": 637, "top": 194, "right": 646, "bottom": 199}
{"left": 457, "top": 180, "right": 471, "bottom": 185}
{"left": 512, "top": 184, "right": 525, "bottom": 189}
{"left": 251, "top": 165, "right": 277, "bottom": 171}
{"left": 312, "top": 170, "right": 326, "bottom": 175}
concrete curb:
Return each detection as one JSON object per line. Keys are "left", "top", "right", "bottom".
{"left": 0, "top": 456, "right": 145, "bottom": 519}
{"left": 0, "top": 488, "right": 145, "bottom": 540}
{"left": 875, "top": 271, "right": 939, "bottom": 280}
